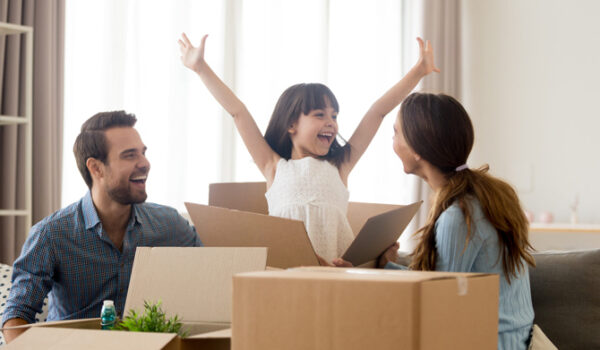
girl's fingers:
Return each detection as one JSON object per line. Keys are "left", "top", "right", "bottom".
{"left": 181, "top": 32, "right": 192, "bottom": 46}
{"left": 416, "top": 37, "right": 424, "bottom": 50}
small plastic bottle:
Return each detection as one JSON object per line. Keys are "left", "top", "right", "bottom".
{"left": 100, "top": 300, "right": 116, "bottom": 330}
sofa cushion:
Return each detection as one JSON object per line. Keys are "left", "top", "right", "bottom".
{"left": 0, "top": 264, "right": 49, "bottom": 346}
{"left": 530, "top": 249, "right": 600, "bottom": 349}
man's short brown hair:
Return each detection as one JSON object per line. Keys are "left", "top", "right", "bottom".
{"left": 73, "top": 111, "right": 137, "bottom": 189}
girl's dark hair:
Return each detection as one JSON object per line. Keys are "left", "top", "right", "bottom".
{"left": 401, "top": 93, "right": 535, "bottom": 282}
{"left": 264, "top": 83, "right": 350, "bottom": 168}
{"left": 73, "top": 110, "right": 137, "bottom": 189}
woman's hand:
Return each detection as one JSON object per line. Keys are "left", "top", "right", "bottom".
{"left": 178, "top": 33, "right": 208, "bottom": 74}
{"left": 416, "top": 37, "right": 440, "bottom": 76}
{"left": 377, "top": 242, "right": 400, "bottom": 268}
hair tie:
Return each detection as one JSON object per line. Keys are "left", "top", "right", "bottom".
{"left": 455, "top": 164, "right": 468, "bottom": 172}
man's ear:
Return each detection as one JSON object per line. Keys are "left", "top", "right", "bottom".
{"left": 86, "top": 158, "right": 104, "bottom": 182}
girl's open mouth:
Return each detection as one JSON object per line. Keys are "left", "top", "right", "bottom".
{"left": 318, "top": 132, "right": 334, "bottom": 144}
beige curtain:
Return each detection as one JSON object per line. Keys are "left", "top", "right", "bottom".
{"left": 402, "top": 0, "right": 462, "bottom": 252}
{"left": 0, "top": 0, "right": 64, "bottom": 264}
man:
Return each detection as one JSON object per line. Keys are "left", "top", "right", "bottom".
{"left": 1, "top": 111, "right": 202, "bottom": 342}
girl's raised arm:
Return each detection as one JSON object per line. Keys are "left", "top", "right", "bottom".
{"left": 339, "top": 38, "right": 439, "bottom": 180}
{"left": 179, "top": 33, "right": 280, "bottom": 183}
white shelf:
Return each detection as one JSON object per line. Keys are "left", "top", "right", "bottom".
{"left": 0, "top": 210, "right": 29, "bottom": 216}
{"left": 529, "top": 223, "right": 600, "bottom": 234}
{"left": 0, "top": 115, "right": 29, "bottom": 125}
{"left": 0, "top": 22, "right": 33, "bottom": 239}
{"left": 0, "top": 22, "right": 32, "bottom": 35}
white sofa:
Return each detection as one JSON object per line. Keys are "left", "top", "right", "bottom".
{"left": 0, "top": 263, "right": 48, "bottom": 346}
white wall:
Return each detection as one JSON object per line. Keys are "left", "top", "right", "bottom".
{"left": 460, "top": 0, "right": 600, "bottom": 224}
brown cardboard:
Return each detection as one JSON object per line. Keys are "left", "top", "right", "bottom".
{"left": 123, "top": 247, "right": 267, "bottom": 324}
{"left": 232, "top": 268, "right": 499, "bottom": 350}
{"left": 188, "top": 182, "right": 421, "bottom": 268}
{"left": 342, "top": 201, "right": 422, "bottom": 266}
{"left": 3, "top": 247, "right": 268, "bottom": 349}
{"left": 208, "top": 182, "right": 410, "bottom": 234}
{"left": 6, "top": 326, "right": 179, "bottom": 350}
{"left": 185, "top": 203, "right": 320, "bottom": 268}
{"left": 208, "top": 182, "right": 268, "bottom": 215}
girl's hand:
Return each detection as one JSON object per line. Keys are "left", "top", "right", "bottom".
{"left": 377, "top": 242, "right": 400, "bottom": 268}
{"left": 332, "top": 258, "right": 354, "bottom": 268}
{"left": 316, "top": 254, "right": 335, "bottom": 267}
{"left": 178, "top": 33, "right": 208, "bottom": 74}
{"left": 416, "top": 37, "right": 441, "bottom": 76}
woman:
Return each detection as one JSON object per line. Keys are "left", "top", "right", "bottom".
{"left": 383, "top": 92, "right": 535, "bottom": 349}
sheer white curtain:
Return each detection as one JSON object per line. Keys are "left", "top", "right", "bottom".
{"left": 63, "top": 0, "right": 227, "bottom": 208}
{"left": 63, "top": 0, "right": 418, "bottom": 248}
{"left": 234, "top": 0, "right": 414, "bottom": 204}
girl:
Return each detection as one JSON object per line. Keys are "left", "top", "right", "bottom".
{"left": 178, "top": 33, "right": 439, "bottom": 262}
{"left": 382, "top": 93, "right": 535, "bottom": 349}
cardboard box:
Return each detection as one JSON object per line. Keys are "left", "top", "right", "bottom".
{"left": 232, "top": 267, "right": 499, "bottom": 350}
{"left": 3, "top": 247, "right": 268, "bottom": 350}
{"left": 186, "top": 182, "right": 421, "bottom": 268}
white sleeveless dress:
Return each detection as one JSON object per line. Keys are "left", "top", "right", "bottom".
{"left": 265, "top": 157, "right": 355, "bottom": 261}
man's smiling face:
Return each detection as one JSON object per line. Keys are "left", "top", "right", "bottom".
{"left": 101, "top": 127, "right": 150, "bottom": 205}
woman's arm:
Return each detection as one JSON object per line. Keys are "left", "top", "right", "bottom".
{"left": 179, "top": 34, "right": 280, "bottom": 183}
{"left": 339, "top": 38, "right": 439, "bottom": 181}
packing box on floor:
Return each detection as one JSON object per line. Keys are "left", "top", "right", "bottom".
{"left": 185, "top": 182, "right": 421, "bottom": 268}
{"left": 232, "top": 267, "right": 499, "bottom": 350}
{"left": 3, "top": 247, "right": 268, "bottom": 350}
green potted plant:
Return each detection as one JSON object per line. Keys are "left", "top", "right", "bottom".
{"left": 112, "top": 300, "right": 188, "bottom": 338}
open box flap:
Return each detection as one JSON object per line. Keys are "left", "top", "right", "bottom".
{"left": 342, "top": 201, "right": 423, "bottom": 266}
{"left": 207, "top": 182, "right": 409, "bottom": 237}
{"left": 187, "top": 327, "right": 231, "bottom": 339}
{"left": 185, "top": 203, "right": 319, "bottom": 268}
{"left": 346, "top": 201, "right": 405, "bottom": 236}
{"left": 0, "top": 318, "right": 101, "bottom": 332}
{"left": 208, "top": 182, "right": 267, "bottom": 214}
{"left": 5, "top": 326, "right": 177, "bottom": 350}
{"left": 124, "top": 247, "right": 267, "bottom": 324}
{"left": 239, "top": 267, "right": 495, "bottom": 283}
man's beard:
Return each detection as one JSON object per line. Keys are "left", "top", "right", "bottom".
{"left": 106, "top": 181, "right": 147, "bottom": 205}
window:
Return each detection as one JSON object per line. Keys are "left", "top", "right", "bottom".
{"left": 63, "top": 0, "right": 415, "bottom": 213}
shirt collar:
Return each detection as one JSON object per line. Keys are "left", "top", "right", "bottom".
{"left": 82, "top": 191, "right": 144, "bottom": 231}
{"left": 131, "top": 202, "right": 143, "bottom": 227}
{"left": 82, "top": 191, "right": 102, "bottom": 230}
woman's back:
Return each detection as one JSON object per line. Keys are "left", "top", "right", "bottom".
{"left": 435, "top": 199, "right": 534, "bottom": 349}
{"left": 266, "top": 157, "right": 354, "bottom": 261}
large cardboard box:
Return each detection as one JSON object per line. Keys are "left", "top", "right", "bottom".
{"left": 186, "top": 182, "right": 421, "bottom": 268}
{"left": 3, "top": 247, "right": 268, "bottom": 350}
{"left": 232, "top": 267, "right": 499, "bottom": 350}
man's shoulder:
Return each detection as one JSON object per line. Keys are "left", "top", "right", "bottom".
{"left": 31, "top": 199, "right": 84, "bottom": 236}
{"left": 134, "top": 202, "right": 197, "bottom": 240}
{"left": 135, "top": 202, "right": 184, "bottom": 222}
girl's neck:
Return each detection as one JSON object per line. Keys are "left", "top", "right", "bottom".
{"left": 290, "top": 148, "right": 317, "bottom": 160}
